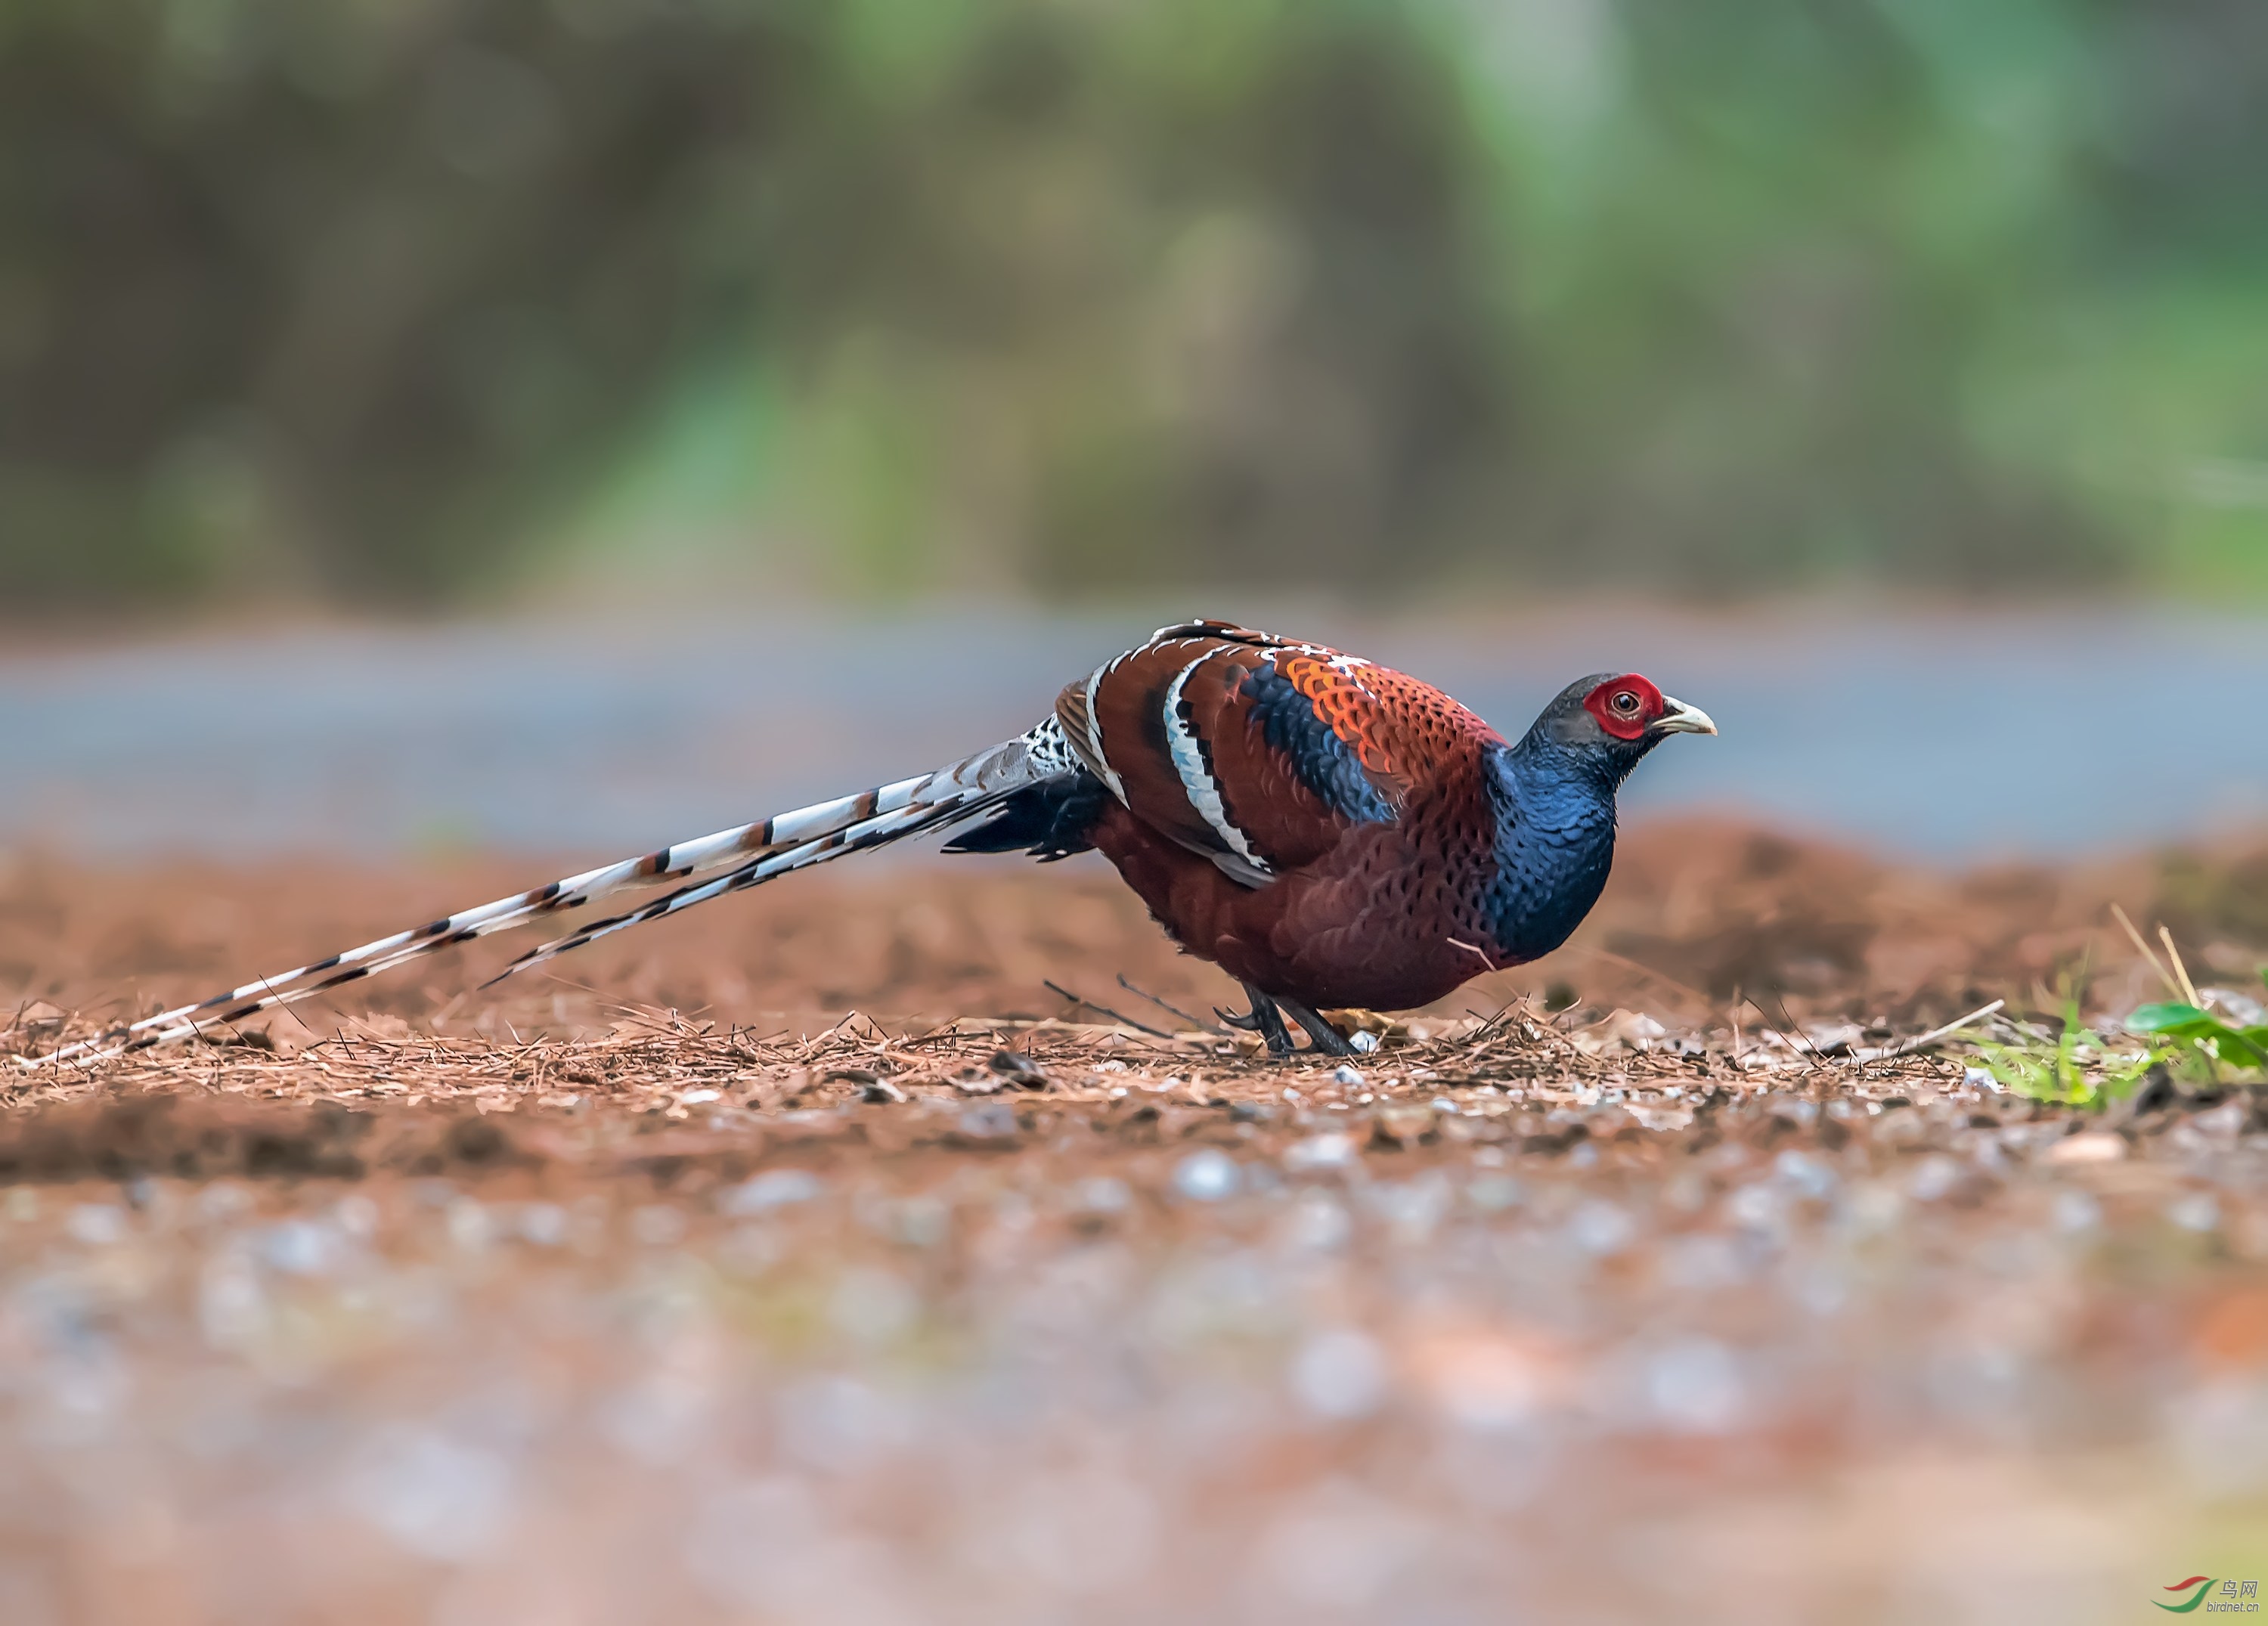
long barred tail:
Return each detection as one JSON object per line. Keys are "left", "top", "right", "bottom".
{"left": 26, "top": 718, "right": 1080, "bottom": 1067}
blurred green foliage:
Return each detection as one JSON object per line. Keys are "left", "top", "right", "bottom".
{"left": 2, "top": 0, "right": 2265, "bottom": 607}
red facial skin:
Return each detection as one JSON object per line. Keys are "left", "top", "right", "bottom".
{"left": 1582, "top": 674, "right": 1665, "bottom": 742}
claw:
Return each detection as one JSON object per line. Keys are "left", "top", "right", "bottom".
{"left": 1222, "top": 986, "right": 1297, "bottom": 1055}
{"left": 1278, "top": 997, "right": 1358, "bottom": 1056}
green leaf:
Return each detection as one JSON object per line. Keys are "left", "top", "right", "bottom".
{"left": 2127, "top": 1002, "right": 2208, "bottom": 1033}
{"left": 2126, "top": 1004, "right": 2268, "bottom": 1070}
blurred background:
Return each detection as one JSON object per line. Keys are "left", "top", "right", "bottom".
{"left": 5, "top": 0, "right": 2268, "bottom": 865}
{"left": 4, "top": 0, "right": 2266, "bottom": 614}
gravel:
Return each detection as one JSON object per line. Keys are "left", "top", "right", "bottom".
{"left": 2, "top": 1012, "right": 2266, "bottom": 1622}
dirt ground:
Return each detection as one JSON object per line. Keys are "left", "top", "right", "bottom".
{"left": 4, "top": 822, "right": 2268, "bottom": 1624}
{"left": 11, "top": 816, "right": 2268, "bottom": 1041}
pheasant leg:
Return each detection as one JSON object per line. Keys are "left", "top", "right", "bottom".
{"left": 1276, "top": 997, "right": 1358, "bottom": 1056}
{"left": 1217, "top": 984, "right": 1297, "bottom": 1055}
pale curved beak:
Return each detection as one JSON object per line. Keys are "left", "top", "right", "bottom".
{"left": 1652, "top": 695, "right": 1718, "bottom": 737}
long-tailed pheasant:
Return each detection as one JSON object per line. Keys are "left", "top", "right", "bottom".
{"left": 38, "top": 620, "right": 1715, "bottom": 1062}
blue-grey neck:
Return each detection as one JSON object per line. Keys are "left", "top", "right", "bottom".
{"left": 1479, "top": 732, "right": 1631, "bottom": 963}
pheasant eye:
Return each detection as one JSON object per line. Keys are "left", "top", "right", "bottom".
{"left": 1611, "top": 691, "right": 1640, "bottom": 714}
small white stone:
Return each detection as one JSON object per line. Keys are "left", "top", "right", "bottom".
{"left": 721, "top": 1168, "right": 826, "bottom": 1214}
{"left": 1348, "top": 1030, "right": 1381, "bottom": 1054}
{"left": 1331, "top": 1064, "right": 1365, "bottom": 1086}
{"left": 1173, "top": 1149, "right": 1241, "bottom": 1202}
{"left": 1284, "top": 1132, "right": 1358, "bottom": 1172}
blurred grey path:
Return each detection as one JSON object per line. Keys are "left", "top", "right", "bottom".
{"left": 3, "top": 605, "right": 2262, "bottom": 863}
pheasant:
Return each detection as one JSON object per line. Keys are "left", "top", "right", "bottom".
{"left": 36, "top": 620, "right": 1714, "bottom": 1063}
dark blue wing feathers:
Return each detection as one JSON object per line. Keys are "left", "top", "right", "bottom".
{"left": 1241, "top": 663, "right": 1396, "bottom": 825}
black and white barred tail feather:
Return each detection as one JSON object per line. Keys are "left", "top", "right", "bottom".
{"left": 487, "top": 798, "right": 964, "bottom": 985}
{"left": 25, "top": 719, "right": 1081, "bottom": 1067}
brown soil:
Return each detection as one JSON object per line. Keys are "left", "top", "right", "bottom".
{"left": 7, "top": 818, "right": 2263, "bottom": 1048}
{"left": 4, "top": 822, "right": 2267, "bottom": 1623}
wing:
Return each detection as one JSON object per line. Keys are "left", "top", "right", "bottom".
{"left": 1055, "top": 620, "right": 1494, "bottom": 884}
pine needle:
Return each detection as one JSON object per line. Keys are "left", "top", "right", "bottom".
{"left": 2158, "top": 924, "right": 2203, "bottom": 1009}
{"left": 2109, "top": 903, "right": 2183, "bottom": 1000}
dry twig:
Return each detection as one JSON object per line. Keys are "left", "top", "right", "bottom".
{"left": 1042, "top": 981, "right": 1176, "bottom": 1040}
{"left": 1114, "top": 975, "right": 1228, "bottom": 1036}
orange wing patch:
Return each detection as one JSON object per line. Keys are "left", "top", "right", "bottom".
{"left": 1276, "top": 653, "right": 1405, "bottom": 787}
